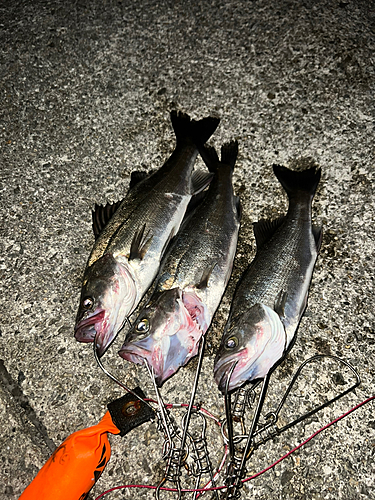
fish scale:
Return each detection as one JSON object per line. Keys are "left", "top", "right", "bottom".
{"left": 238, "top": 226, "right": 312, "bottom": 305}
{"left": 214, "top": 164, "right": 321, "bottom": 393}
{"left": 158, "top": 165, "right": 241, "bottom": 314}
{"left": 110, "top": 194, "right": 187, "bottom": 257}
{"left": 119, "top": 141, "right": 241, "bottom": 386}
{"left": 75, "top": 111, "right": 220, "bottom": 356}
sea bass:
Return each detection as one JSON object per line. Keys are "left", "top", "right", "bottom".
{"left": 75, "top": 111, "right": 220, "bottom": 356}
{"left": 214, "top": 164, "right": 322, "bottom": 393}
{"left": 119, "top": 142, "right": 241, "bottom": 386}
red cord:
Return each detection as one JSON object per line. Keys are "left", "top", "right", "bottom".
{"left": 94, "top": 395, "right": 374, "bottom": 499}
{"left": 242, "top": 394, "right": 374, "bottom": 484}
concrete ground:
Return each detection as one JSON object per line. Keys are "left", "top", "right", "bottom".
{"left": 1, "top": 0, "right": 374, "bottom": 498}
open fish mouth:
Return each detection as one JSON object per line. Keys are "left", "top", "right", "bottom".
{"left": 119, "top": 347, "right": 168, "bottom": 386}
{"left": 118, "top": 345, "right": 149, "bottom": 366}
{"left": 74, "top": 310, "right": 106, "bottom": 343}
{"left": 214, "top": 357, "right": 243, "bottom": 394}
{"left": 119, "top": 342, "right": 167, "bottom": 386}
{"left": 118, "top": 288, "right": 209, "bottom": 386}
{"left": 75, "top": 254, "right": 139, "bottom": 356}
{"left": 214, "top": 346, "right": 259, "bottom": 394}
{"left": 119, "top": 323, "right": 204, "bottom": 387}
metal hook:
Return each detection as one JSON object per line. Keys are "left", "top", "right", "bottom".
{"left": 143, "top": 361, "right": 183, "bottom": 500}
{"left": 224, "top": 361, "right": 238, "bottom": 460}
{"left": 144, "top": 361, "right": 175, "bottom": 447}
{"left": 224, "top": 371, "right": 272, "bottom": 500}
{"left": 155, "top": 452, "right": 183, "bottom": 500}
{"left": 251, "top": 354, "right": 361, "bottom": 448}
{"left": 93, "top": 338, "right": 155, "bottom": 412}
{"left": 181, "top": 410, "right": 219, "bottom": 500}
{"left": 178, "top": 335, "right": 206, "bottom": 466}
{"left": 154, "top": 333, "right": 210, "bottom": 499}
{"left": 221, "top": 381, "right": 262, "bottom": 450}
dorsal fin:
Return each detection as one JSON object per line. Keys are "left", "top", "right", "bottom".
{"left": 128, "top": 170, "right": 156, "bottom": 191}
{"left": 253, "top": 216, "right": 286, "bottom": 249}
{"left": 92, "top": 201, "right": 122, "bottom": 240}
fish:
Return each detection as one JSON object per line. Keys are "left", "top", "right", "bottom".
{"left": 119, "top": 141, "right": 241, "bottom": 386}
{"left": 75, "top": 111, "right": 220, "bottom": 356}
{"left": 214, "top": 163, "right": 322, "bottom": 394}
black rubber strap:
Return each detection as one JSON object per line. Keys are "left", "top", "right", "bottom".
{"left": 107, "top": 387, "right": 154, "bottom": 437}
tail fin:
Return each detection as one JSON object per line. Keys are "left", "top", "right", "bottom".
{"left": 221, "top": 140, "right": 238, "bottom": 171}
{"left": 273, "top": 164, "right": 321, "bottom": 200}
{"left": 199, "top": 140, "right": 239, "bottom": 174}
{"left": 198, "top": 144, "right": 220, "bottom": 173}
{"left": 170, "top": 110, "right": 220, "bottom": 147}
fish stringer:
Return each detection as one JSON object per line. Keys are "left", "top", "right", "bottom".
{"left": 224, "top": 369, "right": 272, "bottom": 500}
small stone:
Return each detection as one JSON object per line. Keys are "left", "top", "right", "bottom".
{"left": 4, "top": 485, "right": 14, "bottom": 495}
{"left": 281, "top": 470, "right": 294, "bottom": 486}
{"left": 332, "top": 372, "right": 345, "bottom": 385}
{"left": 90, "top": 385, "right": 100, "bottom": 395}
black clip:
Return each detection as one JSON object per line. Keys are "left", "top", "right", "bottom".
{"left": 107, "top": 387, "right": 154, "bottom": 437}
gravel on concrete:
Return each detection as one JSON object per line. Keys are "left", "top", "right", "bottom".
{"left": 1, "top": 1, "right": 374, "bottom": 499}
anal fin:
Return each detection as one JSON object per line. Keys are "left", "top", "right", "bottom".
{"left": 191, "top": 170, "right": 214, "bottom": 195}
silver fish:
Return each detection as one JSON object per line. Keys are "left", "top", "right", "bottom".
{"left": 119, "top": 141, "right": 241, "bottom": 386}
{"left": 214, "top": 164, "right": 322, "bottom": 393}
{"left": 75, "top": 111, "right": 220, "bottom": 356}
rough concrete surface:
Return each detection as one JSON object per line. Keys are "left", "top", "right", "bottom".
{"left": 1, "top": 0, "right": 374, "bottom": 499}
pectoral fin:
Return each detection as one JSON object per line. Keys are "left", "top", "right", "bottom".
{"left": 129, "top": 225, "right": 153, "bottom": 260}
{"left": 195, "top": 262, "right": 217, "bottom": 289}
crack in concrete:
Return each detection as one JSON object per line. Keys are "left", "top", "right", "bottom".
{"left": 0, "top": 359, "right": 56, "bottom": 454}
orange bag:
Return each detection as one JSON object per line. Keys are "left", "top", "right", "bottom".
{"left": 19, "top": 388, "right": 154, "bottom": 500}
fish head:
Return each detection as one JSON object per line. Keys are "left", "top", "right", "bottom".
{"left": 214, "top": 303, "right": 286, "bottom": 394}
{"left": 75, "top": 254, "right": 137, "bottom": 356}
{"left": 119, "top": 288, "right": 204, "bottom": 386}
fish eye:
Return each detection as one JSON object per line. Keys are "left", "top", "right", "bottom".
{"left": 82, "top": 297, "right": 94, "bottom": 310}
{"left": 136, "top": 318, "right": 150, "bottom": 334}
{"left": 225, "top": 336, "right": 238, "bottom": 349}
